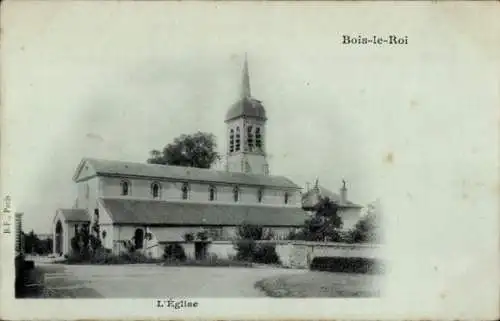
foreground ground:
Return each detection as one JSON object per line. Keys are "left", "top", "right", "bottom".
{"left": 21, "top": 261, "right": 380, "bottom": 298}
{"left": 25, "top": 263, "right": 306, "bottom": 298}
{"left": 255, "top": 271, "right": 381, "bottom": 297}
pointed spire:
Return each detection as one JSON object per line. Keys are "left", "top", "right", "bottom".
{"left": 241, "top": 53, "right": 251, "bottom": 99}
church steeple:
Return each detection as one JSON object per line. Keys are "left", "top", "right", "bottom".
{"left": 241, "top": 53, "right": 251, "bottom": 99}
{"left": 225, "top": 54, "right": 269, "bottom": 175}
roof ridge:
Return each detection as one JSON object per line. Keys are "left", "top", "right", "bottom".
{"left": 85, "top": 157, "right": 293, "bottom": 180}
{"left": 99, "top": 197, "right": 300, "bottom": 210}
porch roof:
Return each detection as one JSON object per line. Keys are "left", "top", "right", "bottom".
{"left": 57, "top": 208, "right": 90, "bottom": 222}
{"left": 100, "top": 198, "right": 308, "bottom": 227}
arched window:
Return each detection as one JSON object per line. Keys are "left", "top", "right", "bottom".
{"left": 120, "top": 180, "right": 130, "bottom": 196}
{"left": 284, "top": 192, "right": 290, "bottom": 204}
{"left": 255, "top": 127, "right": 262, "bottom": 149}
{"left": 151, "top": 182, "right": 161, "bottom": 199}
{"left": 209, "top": 185, "right": 216, "bottom": 201}
{"left": 84, "top": 183, "right": 89, "bottom": 199}
{"left": 233, "top": 186, "right": 240, "bottom": 202}
{"left": 257, "top": 188, "right": 263, "bottom": 203}
{"left": 181, "top": 183, "right": 189, "bottom": 200}
{"left": 247, "top": 125, "right": 254, "bottom": 151}
{"left": 229, "top": 129, "right": 235, "bottom": 153}
{"left": 235, "top": 127, "right": 241, "bottom": 151}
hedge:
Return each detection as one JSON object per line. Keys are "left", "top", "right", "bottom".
{"left": 310, "top": 256, "right": 384, "bottom": 274}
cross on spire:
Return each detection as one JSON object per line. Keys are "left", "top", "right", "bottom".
{"left": 241, "top": 53, "right": 251, "bottom": 99}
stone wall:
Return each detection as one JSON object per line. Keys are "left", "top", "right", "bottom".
{"left": 203, "top": 240, "right": 383, "bottom": 269}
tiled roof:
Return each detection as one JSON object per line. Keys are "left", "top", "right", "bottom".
{"left": 225, "top": 97, "right": 267, "bottom": 122}
{"left": 100, "top": 198, "right": 308, "bottom": 227}
{"left": 58, "top": 209, "right": 90, "bottom": 222}
{"left": 80, "top": 158, "right": 299, "bottom": 189}
{"left": 301, "top": 185, "right": 362, "bottom": 209}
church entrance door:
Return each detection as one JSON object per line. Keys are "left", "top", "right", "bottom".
{"left": 194, "top": 242, "right": 208, "bottom": 260}
{"left": 134, "top": 228, "right": 144, "bottom": 250}
{"left": 55, "top": 220, "right": 63, "bottom": 255}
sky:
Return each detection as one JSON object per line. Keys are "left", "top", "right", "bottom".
{"left": 2, "top": 2, "right": 498, "bottom": 239}
{"left": 2, "top": 1, "right": 500, "bottom": 317}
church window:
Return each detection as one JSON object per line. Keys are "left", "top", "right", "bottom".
{"left": 284, "top": 192, "right": 290, "bottom": 204}
{"left": 235, "top": 127, "right": 241, "bottom": 151}
{"left": 151, "top": 182, "right": 161, "bottom": 199}
{"left": 181, "top": 182, "right": 190, "bottom": 200}
{"left": 209, "top": 185, "right": 216, "bottom": 201}
{"left": 229, "top": 129, "right": 234, "bottom": 153}
{"left": 257, "top": 188, "right": 263, "bottom": 203}
{"left": 255, "top": 127, "right": 262, "bottom": 149}
{"left": 84, "top": 183, "right": 89, "bottom": 199}
{"left": 120, "top": 180, "right": 130, "bottom": 196}
{"left": 247, "top": 125, "right": 254, "bottom": 151}
{"left": 233, "top": 186, "right": 240, "bottom": 202}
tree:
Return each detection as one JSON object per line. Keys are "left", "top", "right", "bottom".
{"left": 292, "top": 197, "right": 343, "bottom": 242}
{"left": 234, "top": 223, "right": 280, "bottom": 264}
{"left": 346, "top": 211, "right": 380, "bottom": 244}
{"left": 147, "top": 132, "right": 220, "bottom": 169}
{"left": 23, "top": 230, "right": 38, "bottom": 254}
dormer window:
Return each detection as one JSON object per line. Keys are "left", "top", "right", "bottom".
{"left": 209, "top": 185, "right": 216, "bottom": 201}
{"left": 151, "top": 182, "right": 161, "bottom": 199}
{"left": 284, "top": 192, "right": 290, "bottom": 204}
{"left": 233, "top": 186, "right": 240, "bottom": 202}
{"left": 181, "top": 183, "right": 190, "bottom": 200}
{"left": 257, "top": 188, "right": 263, "bottom": 203}
{"left": 120, "top": 180, "right": 130, "bottom": 196}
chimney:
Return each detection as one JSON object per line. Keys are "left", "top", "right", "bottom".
{"left": 340, "top": 179, "right": 347, "bottom": 204}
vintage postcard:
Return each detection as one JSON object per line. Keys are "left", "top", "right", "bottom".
{"left": 1, "top": 1, "right": 499, "bottom": 320}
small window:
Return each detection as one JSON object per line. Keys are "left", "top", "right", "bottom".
{"left": 284, "top": 192, "right": 290, "bottom": 204}
{"left": 247, "top": 125, "right": 254, "bottom": 151}
{"left": 181, "top": 183, "right": 189, "bottom": 200}
{"left": 257, "top": 188, "right": 263, "bottom": 203}
{"left": 120, "top": 180, "right": 130, "bottom": 196}
{"left": 235, "top": 127, "right": 241, "bottom": 151}
{"left": 209, "top": 185, "right": 216, "bottom": 201}
{"left": 151, "top": 182, "right": 161, "bottom": 199}
{"left": 233, "top": 186, "right": 240, "bottom": 202}
{"left": 229, "top": 129, "right": 235, "bottom": 153}
{"left": 255, "top": 127, "right": 262, "bottom": 149}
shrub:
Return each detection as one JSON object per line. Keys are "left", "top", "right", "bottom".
{"left": 253, "top": 243, "right": 280, "bottom": 264}
{"left": 234, "top": 239, "right": 256, "bottom": 261}
{"left": 119, "top": 251, "right": 156, "bottom": 264}
{"left": 163, "top": 243, "right": 187, "bottom": 262}
{"left": 90, "top": 248, "right": 117, "bottom": 264}
{"left": 310, "top": 256, "right": 383, "bottom": 274}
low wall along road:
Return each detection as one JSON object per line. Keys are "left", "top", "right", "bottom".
{"left": 206, "top": 240, "right": 384, "bottom": 270}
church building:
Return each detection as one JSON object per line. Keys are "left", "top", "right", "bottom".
{"left": 52, "top": 56, "right": 309, "bottom": 259}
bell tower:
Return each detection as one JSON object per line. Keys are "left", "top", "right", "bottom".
{"left": 225, "top": 54, "right": 269, "bottom": 175}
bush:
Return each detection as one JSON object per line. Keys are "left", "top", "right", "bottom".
{"left": 310, "top": 256, "right": 383, "bottom": 274}
{"left": 253, "top": 243, "right": 280, "bottom": 264}
{"left": 89, "top": 248, "right": 118, "bottom": 264}
{"left": 163, "top": 243, "right": 187, "bottom": 262}
{"left": 161, "top": 257, "right": 253, "bottom": 268}
{"left": 234, "top": 239, "right": 256, "bottom": 261}
{"left": 118, "top": 251, "right": 157, "bottom": 264}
